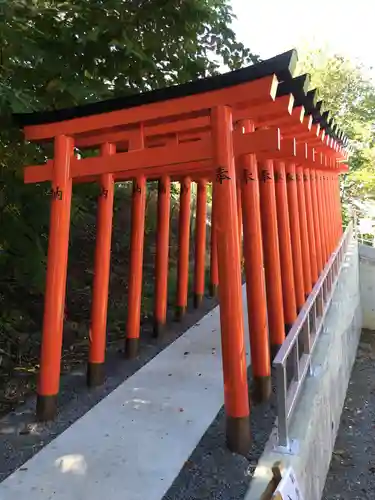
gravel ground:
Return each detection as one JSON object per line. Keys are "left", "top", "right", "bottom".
{"left": 0, "top": 291, "right": 276, "bottom": 500}
{"left": 163, "top": 374, "right": 276, "bottom": 500}
{"left": 323, "top": 329, "right": 375, "bottom": 500}
{"left": 0, "top": 295, "right": 219, "bottom": 481}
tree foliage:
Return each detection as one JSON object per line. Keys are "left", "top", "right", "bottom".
{"left": 0, "top": 1, "right": 256, "bottom": 335}
{"left": 297, "top": 49, "right": 375, "bottom": 224}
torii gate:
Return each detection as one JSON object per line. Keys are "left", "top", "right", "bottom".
{"left": 14, "top": 49, "right": 348, "bottom": 455}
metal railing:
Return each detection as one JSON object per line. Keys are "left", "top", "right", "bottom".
{"left": 273, "top": 222, "right": 353, "bottom": 450}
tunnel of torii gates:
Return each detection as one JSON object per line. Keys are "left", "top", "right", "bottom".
{"left": 14, "top": 49, "right": 348, "bottom": 455}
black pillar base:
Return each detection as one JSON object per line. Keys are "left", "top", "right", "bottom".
{"left": 270, "top": 344, "right": 282, "bottom": 362}
{"left": 226, "top": 415, "right": 251, "bottom": 456}
{"left": 153, "top": 320, "right": 166, "bottom": 339}
{"left": 36, "top": 394, "right": 57, "bottom": 422}
{"left": 208, "top": 283, "right": 218, "bottom": 298}
{"left": 251, "top": 375, "right": 272, "bottom": 404}
{"left": 174, "top": 305, "right": 186, "bottom": 322}
{"left": 125, "top": 338, "right": 140, "bottom": 359}
{"left": 87, "top": 362, "right": 105, "bottom": 387}
{"left": 193, "top": 293, "right": 203, "bottom": 309}
{"left": 285, "top": 323, "right": 293, "bottom": 334}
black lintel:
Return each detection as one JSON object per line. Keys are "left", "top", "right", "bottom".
{"left": 14, "top": 49, "right": 298, "bottom": 128}
{"left": 276, "top": 74, "right": 310, "bottom": 104}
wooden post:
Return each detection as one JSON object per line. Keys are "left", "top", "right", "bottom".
{"left": 153, "top": 175, "right": 171, "bottom": 337}
{"left": 125, "top": 176, "right": 147, "bottom": 358}
{"left": 336, "top": 173, "right": 343, "bottom": 236}
{"left": 274, "top": 161, "right": 297, "bottom": 332}
{"left": 286, "top": 162, "right": 305, "bottom": 311}
{"left": 193, "top": 179, "right": 207, "bottom": 308}
{"left": 175, "top": 177, "right": 191, "bottom": 320}
{"left": 259, "top": 159, "right": 285, "bottom": 357}
{"left": 209, "top": 186, "right": 219, "bottom": 297}
{"left": 310, "top": 168, "right": 324, "bottom": 274}
{"left": 316, "top": 170, "right": 329, "bottom": 264}
{"left": 296, "top": 165, "right": 312, "bottom": 297}
{"left": 237, "top": 180, "right": 243, "bottom": 259}
{"left": 303, "top": 167, "right": 318, "bottom": 285}
{"left": 212, "top": 105, "right": 251, "bottom": 455}
{"left": 87, "top": 143, "right": 115, "bottom": 385}
{"left": 239, "top": 119, "right": 271, "bottom": 403}
{"left": 36, "top": 134, "right": 73, "bottom": 421}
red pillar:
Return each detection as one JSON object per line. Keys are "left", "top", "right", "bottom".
{"left": 259, "top": 160, "right": 285, "bottom": 356}
{"left": 274, "top": 161, "right": 297, "bottom": 332}
{"left": 37, "top": 135, "right": 73, "bottom": 421}
{"left": 125, "top": 176, "right": 147, "bottom": 358}
{"left": 286, "top": 162, "right": 305, "bottom": 310}
{"left": 212, "top": 105, "right": 251, "bottom": 455}
{"left": 296, "top": 165, "right": 312, "bottom": 297}
{"left": 304, "top": 168, "right": 318, "bottom": 284}
{"left": 87, "top": 143, "right": 115, "bottom": 385}
{"left": 153, "top": 175, "right": 171, "bottom": 337}
{"left": 237, "top": 181, "right": 243, "bottom": 259}
{"left": 321, "top": 172, "right": 332, "bottom": 254}
{"left": 209, "top": 187, "right": 219, "bottom": 297}
{"left": 193, "top": 179, "right": 207, "bottom": 308}
{"left": 326, "top": 172, "right": 335, "bottom": 251}
{"left": 175, "top": 177, "right": 191, "bottom": 320}
{"left": 316, "top": 170, "right": 329, "bottom": 264}
{"left": 335, "top": 172, "right": 343, "bottom": 237}
{"left": 239, "top": 120, "right": 271, "bottom": 403}
{"left": 310, "top": 168, "right": 324, "bottom": 274}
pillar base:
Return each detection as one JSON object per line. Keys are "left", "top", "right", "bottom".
{"left": 125, "top": 338, "right": 140, "bottom": 359}
{"left": 251, "top": 375, "right": 272, "bottom": 404}
{"left": 36, "top": 394, "right": 57, "bottom": 422}
{"left": 208, "top": 283, "right": 218, "bottom": 298}
{"left": 153, "top": 320, "right": 166, "bottom": 339}
{"left": 270, "top": 344, "right": 282, "bottom": 361}
{"left": 226, "top": 415, "right": 251, "bottom": 456}
{"left": 87, "top": 362, "right": 105, "bottom": 387}
{"left": 174, "top": 305, "right": 186, "bottom": 322}
{"left": 285, "top": 323, "right": 293, "bottom": 334}
{"left": 193, "top": 293, "right": 203, "bottom": 309}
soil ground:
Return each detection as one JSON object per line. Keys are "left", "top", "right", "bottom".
{"left": 323, "top": 329, "right": 375, "bottom": 500}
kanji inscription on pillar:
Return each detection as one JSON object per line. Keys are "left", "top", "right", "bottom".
{"left": 260, "top": 169, "right": 272, "bottom": 182}
{"left": 243, "top": 168, "right": 256, "bottom": 184}
{"left": 99, "top": 187, "right": 108, "bottom": 198}
{"left": 50, "top": 186, "right": 63, "bottom": 200}
{"left": 274, "top": 171, "right": 284, "bottom": 183}
{"left": 286, "top": 173, "right": 295, "bottom": 182}
{"left": 216, "top": 167, "right": 231, "bottom": 184}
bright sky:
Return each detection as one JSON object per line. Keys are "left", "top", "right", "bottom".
{"left": 231, "top": 0, "right": 375, "bottom": 77}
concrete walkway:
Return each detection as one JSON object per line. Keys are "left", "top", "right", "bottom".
{"left": 0, "top": 287, "right": 250, "bottom": 500}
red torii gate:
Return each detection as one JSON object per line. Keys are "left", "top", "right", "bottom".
{"left": 14, "top": 49, "right": 348, "bottom": 455}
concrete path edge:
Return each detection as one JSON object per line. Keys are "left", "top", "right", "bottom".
{"left": 244, "top": 239, "right": 362, "bottom": 500}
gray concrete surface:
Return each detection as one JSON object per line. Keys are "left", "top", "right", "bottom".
{"left": 0, "top": 285, "right": 276, "bottom": 500}
{"left": 0, "top": 295, "right": 219, "bottom": 482}
{"left": 323, "top": 329, "right": 375, "bottom": 500}
{"left": 163, "top": 373, "right": 277, "bottom": 500}
{"left": 359, "top": 244, "right": 375, "bottom": 330}
{"left": 245, "top": 238, "right": 362, "bottom": 500}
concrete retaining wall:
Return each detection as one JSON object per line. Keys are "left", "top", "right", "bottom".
{"left": 245, "top": 238, "right": 362, "bottom": 500}
{"left": 359, "top": 244, "right": 375, "bottom": 330}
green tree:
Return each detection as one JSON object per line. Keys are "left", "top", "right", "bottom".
{"left": 0, "top": 1, "right": 256, "bottom": 335}
{"left": 297, "top": 49, "right": 375, "bottom": 226}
